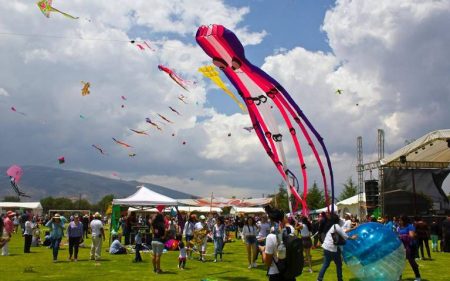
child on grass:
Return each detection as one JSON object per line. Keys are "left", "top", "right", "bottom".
{"left": 178, "top": 235, "right": 187, "bottom": 269}
{"left": 134, "top": 230, "right": 143, "bottom": 262}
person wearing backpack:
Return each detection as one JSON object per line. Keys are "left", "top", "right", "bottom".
{"left": 317, "top": 213, "right": 357, "bottom": 281}
{"left": 260, "top": 206, "right": 303, "bottom": 281}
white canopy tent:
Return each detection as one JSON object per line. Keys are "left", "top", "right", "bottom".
{"left": 230, "top": 207, "right": 265, "bottom": 215}
{"left": 310, "top": 204, "right": 338, "bottom": 215}
{"left": 112, "top": 186, "right": 177, "bottom": 207}
{"left": 128, "top": 206, "right": 222, "bottom": 214}
{"left": 380, "top": 129, "right": 450, "bottom": 166}
{"left": 0, "top": 202, "right": 43, "bottom": 215}
{"left": 336, "top": 193, "right": 366, "bottom": 217}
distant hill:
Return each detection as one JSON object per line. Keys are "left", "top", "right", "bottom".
{"left": 1, "top": 165, "right": 198, "bottom": 203}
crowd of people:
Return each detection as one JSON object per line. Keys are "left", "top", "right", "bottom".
{"left": 1, "top": 207, "right": 450, "bottom": 280}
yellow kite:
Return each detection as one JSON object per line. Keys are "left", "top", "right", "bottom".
{"left": 198, "top": 65, "right": 247, "bottom": 113}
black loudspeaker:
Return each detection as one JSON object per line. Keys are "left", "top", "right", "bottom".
{"left": 365, "top": 180, "right": 379, "bottom": 211}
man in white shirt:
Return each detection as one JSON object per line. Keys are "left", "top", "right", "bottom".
{"left": 341, "top": 213, "right": 353, "bottom": 233}
{"left": 317, "top": 213, "right": 357, "bottom": 281}
{"left": 90, "top": 212, "right": 105, "bottom": 261}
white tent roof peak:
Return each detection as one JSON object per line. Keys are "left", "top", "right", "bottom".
{"left": 380, "top": 129, "right": 450, "bottom": 166}
{"left": 112, "top": 186, "right": 177, "bottom": 206}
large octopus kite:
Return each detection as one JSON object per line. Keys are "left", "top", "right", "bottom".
{"left": 196, "top": 25, "right": 335, "bottom": 214}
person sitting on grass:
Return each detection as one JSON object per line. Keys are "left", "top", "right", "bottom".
{"left": 110, "top": 234, "right": 127, "bottom": 255}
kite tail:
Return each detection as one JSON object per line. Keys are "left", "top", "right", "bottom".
{"left": 271, "top": 96, "right": 309, "bottom": 210}
{"left": 51, "top": 7, "right": 79, "bottom": 19}
{"left": 250, "top": 67, "right": 335, "bottom": 212}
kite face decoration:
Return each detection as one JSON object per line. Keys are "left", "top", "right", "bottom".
{"left": 196, "top": 24, "right": 335, "bottom": 214}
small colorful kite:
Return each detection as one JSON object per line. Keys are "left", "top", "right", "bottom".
{"left": 178, "top": 95, "right": 188, "bottom": 104}
{"left": 92, "top": 144, "right": 106, "bottom": 155}
{"left": 128, "top": 153, "right": 137, "bottom": 157}
{"left": 129, "top": 129, "right": 149, "bottom": 136}
{"left": 11, "top": 106, "right": 26, "bottom": 116}
{"left": 112, "top": 138, "right": 132, "bottom": 148}
{"left": 198, "top": 65, "right": 247, "bottom": 113}
{"left": 335, "top": 89, "right": 343, "bottom": 95}
{"left": 145, "top": 118, "right": 162, "bottom": 131}
{"left": 58, "top": 157, "right": 65, "bottom": 164}
{"left": 79, "top": 114, "right": 86, "bottom": 119}
{"left": 81, "top": 81, "right": 90, "bottom": 96}
{"left": 157, "top": 113, "right": 173, "bottom": 124}
{"left": 131, "top": 40, "right": 155, "bottom": 51}
{"left": 158, "top": 65, "right": 190, "bottom": 92}
{"left": 37, "top": 0, "right": 79, "bottom": 19}
{"left": 6, "top": 165, "right": 29, "bottom": 197}
{"left": 121, "top": 96, "right": 127, "bottom": 101}
{"left": 169, "top": 106, "right": 181, "bottom": 116}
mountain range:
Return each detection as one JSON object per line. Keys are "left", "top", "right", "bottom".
{"left": 1, "top": 165, "right": 198, "bottom": 203}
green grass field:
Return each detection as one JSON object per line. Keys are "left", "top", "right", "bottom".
{"left": 0, "top": 230, "right": 448, "bottom": 281}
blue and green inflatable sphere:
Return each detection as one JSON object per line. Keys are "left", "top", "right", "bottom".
{"left": 343, "top": 222, "right": 405, "bottom": 281}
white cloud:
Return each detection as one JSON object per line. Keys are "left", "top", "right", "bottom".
{"left": 258, "top": 0, "right": 450, "bottom": 191}
{"left": 0, "top": 88, "right": 9, "bottom": 97}
{"left": 1, "top": 0, "right": 448, "bottom": 200}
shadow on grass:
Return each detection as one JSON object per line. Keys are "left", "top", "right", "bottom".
{"left": 220, "top": 277, "right": 260, "bottom": 281}
{"left": 348, "top": 278, "right": 430, "bottom": 281}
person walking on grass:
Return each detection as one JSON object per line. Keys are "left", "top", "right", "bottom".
{"left": 213, "top": 216, "right": 226, "bottom": 262}
{"left": 67, "top": 214, "right": 83, "bottom": 261}
{"left": 298, "top": 216, "right": 313, "bottom": 273}
{"left": 242, "top": 216, "right": 258, "bottom": 269}
{"left": 317, "top": 213, "right": 357, "bottom": 281}
{"left": 45, "top": 213, "right": 65, "bottom": 262}
{"left": 415, "top": 217, "right": 431, "bottom": 260}
{"left": 2, "top": 211, "right": 15, "bottom": 256}
{"left": 430, "top": 218, "right": 440, "bottom": 252}
{"left": 90, "top": 212, "right": 105, "bottom": 262}
{"left": 151, "top": 213, "right": 166, "bottom": 274}
{"left": 23, "top": 215, "right": 33, "bottom": 253}
{"left": 398, "top": 215, "right": 421, "bottom": 281}
{"left": 183, "top": 214, "right": 196, "bottom": 259}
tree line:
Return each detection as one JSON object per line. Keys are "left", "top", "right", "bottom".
{"left": 3, "top": 194, "right": 115, "bottom": 214}
{"left": 269, "top": 176, "right": 358, "bottom": 213}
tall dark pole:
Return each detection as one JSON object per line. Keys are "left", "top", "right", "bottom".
{"left": 411, "top": 169, "right": 418, "bottom": 216}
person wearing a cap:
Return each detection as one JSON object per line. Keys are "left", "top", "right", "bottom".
{"left": 1, "top": 211, "right": 15, "bottom": 256}
{"left": 90, "top": 212, "right": 105, "bottom": 261}
{"left": 45, "top": 213, "right": 65, "bottom": 262}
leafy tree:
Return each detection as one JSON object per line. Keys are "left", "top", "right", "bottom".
{"left": 268, "top": 182, "right": 290, "bottom": 213}
{"left": 94, "top": 194, "right": 115, "bottom": 213}
{"left": 40, "top": 196, "right": 56, "bottom": 212}
{"left": 339, "top": 177, "right": 358, "bottom": 201}
{"left": 304, "top": 182, "right": 324, "bottom": 210}
{"left": 73, "top": 199, "right": 92, "bottom": 210}
{"left": 3, "top": 196, "right": 20, "bottom": 202}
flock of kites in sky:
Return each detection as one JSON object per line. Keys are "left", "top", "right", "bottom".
{"left": 5, "top": 2, "right": 340, "bottom": 214}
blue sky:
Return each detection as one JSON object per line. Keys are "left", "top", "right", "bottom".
{"left": 0, "top": 0, "right": 449, "bottom": 200}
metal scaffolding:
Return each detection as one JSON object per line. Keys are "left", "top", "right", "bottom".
{"left": 356, "top": 136, "right": 365, "bottom": 220}
{"left": 377, "top": 129, "right": 385, "bottom": 215}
